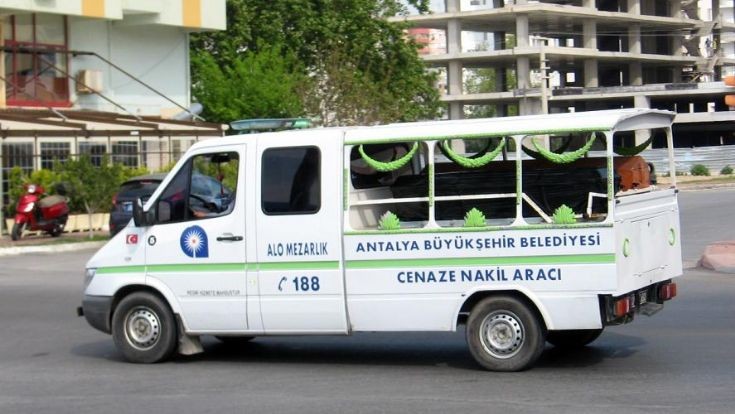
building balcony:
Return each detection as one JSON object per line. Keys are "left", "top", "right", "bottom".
{"left": 392, "top": 3, "right": 702, "bottom": 33}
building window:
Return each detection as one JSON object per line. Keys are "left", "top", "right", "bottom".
{"left": 261, "top": 146, "right": 321, "bottom": 215}
{"left": 1, "top": 142, "right": 34, "bottom": 208}
{"left": 111, "top": 141, "right": 139, "bottom": 167}
{"left": 3, "top": 14, "right": 70, "bottom": 107}
{"left": 40, "top": 141, "right": 70, "bottom": 169}
{"left": 78, "top": 142, "right": 106, "bottom": 166}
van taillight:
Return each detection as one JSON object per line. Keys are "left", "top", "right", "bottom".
{"left": 614, "top": 297, "right": 631, "bottom": 318}
{"left": 112, "top": 194, "right": 118, "bottom": 206}
{"left": 658, "top": 283, "right": 677, "bottom": 301}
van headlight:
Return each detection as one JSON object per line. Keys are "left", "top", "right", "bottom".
{"left": 84, "top": 268, "right": 97, "bottom": 289}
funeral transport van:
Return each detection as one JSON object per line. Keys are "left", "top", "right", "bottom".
{"left": 78, "top": 109, "right": 681, "bottom": 371}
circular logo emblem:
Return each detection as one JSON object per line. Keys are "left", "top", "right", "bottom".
{"left": 180, "top": 225, "right": 209, "bottom": 258}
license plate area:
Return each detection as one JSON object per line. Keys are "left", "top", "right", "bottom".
{"left": 637, "top": 289, "right": 648, "bottom": 306}
{"left": 122, "top": 202, "right": 133, "bottom": 213}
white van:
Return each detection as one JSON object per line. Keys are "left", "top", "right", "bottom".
{"left": 78, "top": 109, "right": 681, "bottom": 371}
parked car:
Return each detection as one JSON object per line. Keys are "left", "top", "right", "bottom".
{"left": 189, "top": 172, "right": 234, "bottom": 215}
{"left": 109, "top": 174, "right": 166, "bottom": 236}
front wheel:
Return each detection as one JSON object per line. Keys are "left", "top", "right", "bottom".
{"left": 11, "top": 222, "right": 25, "bottom": 241}
{"left": 466, "top": 295, "right": 546, "bottom": 372}
{"left": 112, "top": 292, "right": 177, "bottom": 363}
{"left": 547, "top": 329, "right": 603, "bottom": 348}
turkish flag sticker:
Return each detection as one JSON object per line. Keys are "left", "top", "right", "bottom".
{"left": 126, "top": 234, "right": 139, "bottom": 245}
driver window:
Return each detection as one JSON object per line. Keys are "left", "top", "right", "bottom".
{"left": 156, "top": 152, "right": 239, "bottom": 224}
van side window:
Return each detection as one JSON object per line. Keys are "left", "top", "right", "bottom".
{"left": 155, "top": 152, "right": 239, "bottom": 223}
{"left": 261, "top": 146, "right": 321, "bottom": 215}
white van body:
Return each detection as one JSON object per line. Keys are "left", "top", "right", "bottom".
{"left": 80, "top": 109, "right": 681, "bottom": 371}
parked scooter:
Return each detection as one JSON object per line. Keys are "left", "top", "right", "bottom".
{"left": 12, "top": 183, "right": 69, "bottom": 241}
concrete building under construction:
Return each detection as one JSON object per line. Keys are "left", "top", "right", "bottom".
{"left": 400, "top": 0, "right": 735, "bottom": 148}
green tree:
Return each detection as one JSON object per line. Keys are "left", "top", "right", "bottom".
{"left": 58, "top": 156, "right": 135, "bottom": 238}
{"left": 192, "top": 44, "right": 307, "bottom": 122}
{"left": 190, "top": 0, "right": 441, "bottom": 126}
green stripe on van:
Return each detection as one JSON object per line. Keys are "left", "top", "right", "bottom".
{"left": 345, "top": 254, "right": 614, "bottom": 269}
{"left": 96, "top": 255, "right": 609, "bottom": 274}
{"left": 147, "top": 263, "right": 251, "bottom": 273}
{"left": 96, "top": 265, "right": 146, "bottom": 274}
{"left": 96, "top": 261, "right": 340, "bottom": 274}
{"left": 258, "top": 261, "right": 340, "bottom": 271}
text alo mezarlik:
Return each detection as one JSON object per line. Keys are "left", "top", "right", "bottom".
{"left": 267, "top": 242, "right": 328, "bottom": 257}
{"left": 397, "top": 267, "right": 561, "bottom": 284}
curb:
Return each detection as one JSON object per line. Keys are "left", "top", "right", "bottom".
{"left": 0, "top": 241, "right": 106, "bottom": 257}
{"left": 676, "top": 183, "right": 735, "bottom": 191}
{"left": 699, "top": 241, "right": 735, "bottom": 274}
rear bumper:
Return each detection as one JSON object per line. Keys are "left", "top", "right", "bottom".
{"left": 601, "top": 280, "right": 677, "bottom": 325}
{"left": 80, "top": 295, "right": 113, "bottom": 334}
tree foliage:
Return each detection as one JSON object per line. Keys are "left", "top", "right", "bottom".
{"left": 190, "top": 0, "right": 441, "bottom": 126}
{"left": 192, "top": 45, "right": 306, "bottom": 122}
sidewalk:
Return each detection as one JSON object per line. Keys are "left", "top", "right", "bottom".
{"left": 657, "top": 175, "right": 735, "bottom": 191}
{"left": 0, "top": 230, "right": 108, "bottom": 256}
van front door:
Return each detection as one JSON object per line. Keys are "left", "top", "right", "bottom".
{"left": 144, "top": 146, "right": 249, "bottom": 332}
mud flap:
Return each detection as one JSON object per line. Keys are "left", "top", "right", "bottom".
{"left": 176, "top": 315, "right": 203, "bottom": 356}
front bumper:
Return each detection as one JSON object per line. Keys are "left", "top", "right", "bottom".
{"left": 78, "top": 295, "right": 113, "bottom": 334}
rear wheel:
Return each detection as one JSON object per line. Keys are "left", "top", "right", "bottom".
{"left": 11, "top": 222, "right": 25, "bottom": 241}
{"left": 112, "top": 292, "right": 177, "bottom": 363}
{"left": 48, "top": 218, "right": 66, "bottom": 237}
{"left": 466, "top": 295, "right": 545, "bottom": 372}
{"left": 547, "top": 329, "right": 603, "bottom": 348}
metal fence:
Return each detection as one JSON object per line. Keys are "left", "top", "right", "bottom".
{"left": 644, "top": 145, "right": 735, "bottom": 175}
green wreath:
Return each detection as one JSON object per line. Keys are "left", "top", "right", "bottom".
{"left": 613, "top": 136, "right": 653, "bottom": 156}
{"left": 531, "top": 133, "right": 596, "bottom": 164}
{"left": 597, "top": 135, "right": 654, "bottom": 156}
{"left": 521, "top": 135, "right": 572, "bottom": 160}
{"left": 440, "top": 137, "right": 506, "bottom": 169}
{"left": 358, "top": 142, "right": 419, "bottom": 172}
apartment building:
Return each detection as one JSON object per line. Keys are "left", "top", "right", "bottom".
{"left": 400, "top": 0, "right": 735, "bottom": 148}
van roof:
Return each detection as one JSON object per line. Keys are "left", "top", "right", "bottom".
{"left": 191, "top": 108, "right": 674, "bottom": 149}
{"left": 344, "top": 108, "right": 674, "bottom": 144}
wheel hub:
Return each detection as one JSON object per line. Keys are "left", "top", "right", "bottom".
{"left": 480, "top": 311, "right": 524, "bottom": 359}
{"left": 125, "top": 307, "right": 160, "bottom": 350}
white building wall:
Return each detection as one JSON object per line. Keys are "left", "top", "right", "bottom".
{"left": 69, "top": 18, "right": 189, "bottom": 116}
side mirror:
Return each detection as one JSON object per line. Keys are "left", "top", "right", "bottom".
{"left": 132, "top": 197, "right": 155, "bottom": 227}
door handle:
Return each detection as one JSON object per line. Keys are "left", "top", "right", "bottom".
{"left": 217, "top": 235, "right": 243, "bottom": 242}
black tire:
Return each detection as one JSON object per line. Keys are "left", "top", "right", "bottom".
{"left": 50, "top": 216, "right": 68, "bottom": 237}
{"left": 466, "top": 295, "right": 546, "bottom": 372}
{"left": 48, "top": 221, "right": 65, "bottom": 237}
{"left": 112, "top": 292, "right": 177, "bottom": 363}
{"left": 547, "top": 329, "right": 603, "bottom": 348}
{"left": 215, "top": 336, "right": 255, "bottom": 345}
{"left": 11, "top": 223, "right": 25, "bottom": 241}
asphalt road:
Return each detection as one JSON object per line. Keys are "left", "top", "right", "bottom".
{"left": 0, "top": 189, "right": 733, "bottom": 414}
